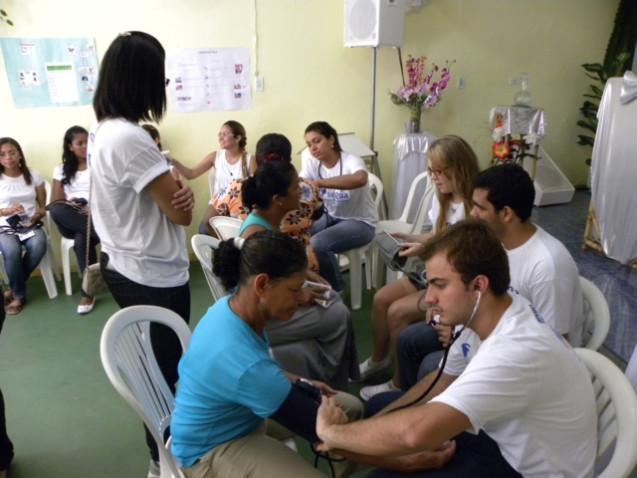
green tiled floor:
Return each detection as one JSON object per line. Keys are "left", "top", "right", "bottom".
{"left": 0, "top": 267, "right": 376, "bottom": 478}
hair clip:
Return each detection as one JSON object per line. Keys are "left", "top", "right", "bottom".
{"left": 265, "top": 153, "right": 280, "bottom": 162}
{"left": 233, "top": 237, "right": 245, "bottom": 250}
{"left": 118, "top": 31, "right": 132, "bottom": 37}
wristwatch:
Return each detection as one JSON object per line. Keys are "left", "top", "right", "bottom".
{"left": 297, "top": 377, "right": 313, "bottom": 386}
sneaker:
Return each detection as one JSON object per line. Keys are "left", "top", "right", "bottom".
{"left": 147, "top": 459, "right": 160, "bottom": 478}
{"left": 360, "top": 379, "right": 398, "bottom": 401}
{"left": 357, "top": 356, "right": 392, "bottom": 381}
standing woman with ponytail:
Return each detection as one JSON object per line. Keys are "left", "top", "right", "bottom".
{"left": 239, "top": 159, "right": 359, "bottom": 389}
{"left": 89, "top": 31, "right": 194, "bottom": 477}
{"left": 49, "top": 125, "right": 100, "bottom": 314}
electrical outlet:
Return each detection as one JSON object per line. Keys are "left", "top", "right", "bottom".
{"left": 457, "top": 77, "right": 466, "bottom": 89}
{"left": 255, "top": 76, "right": 265, "bottom": 92}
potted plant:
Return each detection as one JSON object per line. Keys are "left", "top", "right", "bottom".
{"left": 390, "top": 55, "right": 452, "bottom": 134}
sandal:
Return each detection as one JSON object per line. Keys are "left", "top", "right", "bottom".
{"left": 6, "top": 299, "right": 23, "bottom": 316}
{"left": 3, "top": 289, "right": 13, "bottom": 303}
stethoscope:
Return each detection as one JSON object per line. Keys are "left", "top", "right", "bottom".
{"left": 317, "top": 156, "right": 342, "bottom": 180}
{"left": 389, "top": 290, "right": 483, "bottom": 414}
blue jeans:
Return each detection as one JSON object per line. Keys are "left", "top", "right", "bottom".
{"left": 310, "top": 214, "right": 375, "bottom": 291}
{"left": 0, "top": 228, "right": 47, "bottom": 300}
{"left": 396, "top": 322, "right": 445, "bottom": 390}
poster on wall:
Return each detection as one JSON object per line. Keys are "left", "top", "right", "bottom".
{"left": 166, "top": 48, "right": 251, "bottom": 113}
{"left": 0, "top": 37, "right": 98, "bottom": 108}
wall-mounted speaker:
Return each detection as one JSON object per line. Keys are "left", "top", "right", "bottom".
{"left": 344, "top": 0, "right": 405, "bottom": 48}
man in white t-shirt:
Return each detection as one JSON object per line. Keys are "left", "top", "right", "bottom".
{"left": 316, "top": 221, "right": 597, "bottom": 477}
{"left": 471, "top": 164, "right": 584, "bottom": 346}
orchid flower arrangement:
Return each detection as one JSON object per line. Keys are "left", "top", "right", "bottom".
{"left": 390, "top": 55, "right": 453, "bottom": 121}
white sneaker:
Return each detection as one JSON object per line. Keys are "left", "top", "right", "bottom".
{"left": 147, "top": 459, "right": 160, "bottom": 478}
{"left": 360, "top": 379, "right": 398, "bottom": 401}
{"left": 357, "top": 356, "right": 392, "bottom": 381}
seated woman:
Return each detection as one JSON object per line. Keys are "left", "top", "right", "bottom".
{"left": 300, "top": 121, "right": 377, "bottom": 291}
{"left": 141, "top": 124, "right": 181, "bottom": 181}
{"left": 239, "top": 156, "right": 358, "bottom": 388}
{"left": 171, "top": 232, "right": 362, "bottom": 478}
{"left": 208, "top": 133, "right": 323, "bottom": 272}
{"left": 358, "top": 135, "right": 479, "bottom": 400}
{"left": 0, "top": 138, "right": 48, "bottom": 316}
{"left": 48, "top": 126, "right": 100, "bottom": 314}
{"left": 170, "top": 120, "right": 255, "bottom": 231}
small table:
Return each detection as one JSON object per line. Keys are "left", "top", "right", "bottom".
{"left": 391, "top": 132, "right": 436, "bottom": 220}
{"left": 489, "top": 105, "right": 545, "bottom": 178}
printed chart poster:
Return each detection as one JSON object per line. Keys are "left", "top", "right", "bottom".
{"left": 0, "top": 37, "right": 98, "bottom": 108}
{"left": 167, "top": 48, "right": 251, "bottom": 113}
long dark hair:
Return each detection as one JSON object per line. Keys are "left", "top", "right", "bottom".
{"left": 0, "top": 137, "right": 33, "bottom": 185}
{"left": 213, "top": 231, "right": 307, "bottom": 290}
{"left": 241, "top": 161, "right": 297, "bottom": 211}
{"left": 304, "top": 121, "right": 343, "bottom": 153}
{"left": 255, "top": 133, "right": 292, "bottom": 166}
{"left": 61, "top": 126, "right": 88, "bottom": 185}
{"left": 93, "top": 31, "right": 166, "bottom": 123}
{"left": 223, "top": 120, "right": 247, "bottom": 150}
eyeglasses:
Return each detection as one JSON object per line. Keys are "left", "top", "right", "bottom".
{"left": 427, "top": 167, "right": 448, "bottom": 178}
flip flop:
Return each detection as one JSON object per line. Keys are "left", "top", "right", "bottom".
{"left": 6, "top": 299, "right": 23, "bottom": 316}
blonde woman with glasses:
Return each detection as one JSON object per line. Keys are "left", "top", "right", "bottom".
{"left": 358, "top": 135, "right": 480, "bottom": 400}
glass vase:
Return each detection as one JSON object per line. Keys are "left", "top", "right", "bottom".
{"left": 405, "top": 108, "right": 422, "bottom": 134}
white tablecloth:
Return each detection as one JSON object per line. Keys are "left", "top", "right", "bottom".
{"left": 391, "top": 132, "right": 435, "bottom": 220}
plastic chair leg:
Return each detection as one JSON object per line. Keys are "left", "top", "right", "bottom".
{"left": 40, "top": 249, "right": 58, "bottom": 299}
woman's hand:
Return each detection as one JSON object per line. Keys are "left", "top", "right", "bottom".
{"left": 299, "top": 287, "right": 328, "bottom": 307}
{"left": 3, "top": 203, "right": 25, "bottom": 216}
{"left": 306, "top": 269, "right": 330, "bottom": 287}
{"left": 398, "top": 242, "right": 425, "bottom": 258}
{"left": 171, "top": 181, "right": 195, "bottom": 211}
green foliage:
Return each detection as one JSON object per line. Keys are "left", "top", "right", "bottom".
{"left": 577, "top": 0, "right": 636, "bottom": 167}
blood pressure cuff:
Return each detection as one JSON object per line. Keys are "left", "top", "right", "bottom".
{"left": 270, "top": 382, "right": 321, "bottom": 444}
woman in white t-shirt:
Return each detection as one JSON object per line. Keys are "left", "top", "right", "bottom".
{"left": 171, "top": 121, "right": 256, "bottom": 232}
{"left": 48, "top": 126, "right": 100, "bottom": 315}
{"left": 0, "top": 138, "right": 47, "bottom": 316}
{"left": 300, "top": 121, "right": 377, "bottom": 291}
{"left": 358, "top": 135, "right": 480, "bottom": 398}
{"left": 89, "top": 31, "right": 194, "bottom": 474}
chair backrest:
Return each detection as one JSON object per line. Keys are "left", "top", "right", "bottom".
{"left": 100, "top": 306, "right": 191, "bottom": 478}
{"left": 580, "top": 277, "right": 610, "bottom": 350}
{"left": 410, "top": 174, "right": 436, "bottom": 234}
{"left": 209, "top": 216, "right": 242, "bottom": 241}
{"left": 574, "top": 348, "right": 637, "bottom": 478}
{"left": 190, "top": 234, "right": 227, "bottom": 301}
{"left": 43, "top": 179, "right": 53, "bottom": 231}
{"left": 397, "top": 171, "right": 429, "bottom": 223}
{"left": 367, "top": 172, "right": 384, "bottom": 212}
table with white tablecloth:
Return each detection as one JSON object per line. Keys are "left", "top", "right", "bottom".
{"left": 391, "top": 132, "right": 436, "bottom": 220}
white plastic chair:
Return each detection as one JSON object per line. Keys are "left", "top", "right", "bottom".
{"left": 574, "top": 348, "right": 637, "bottom": 478}
{"left": 100, "top": 305, "right": 191, "bottom": 478}
{"left": 208, "top": 216, "right": 242, "bottom": 241}
{"left": 39, "top": 180, "right": 59, "bottom": 298}
{"left": 60, "top": 237, "right": 77, "bottom": 295}
{"left": 339, "top": 172, "right": 383, "bottom": 310}
{"left": 191, "top": 234, "right": 227, "bottom": 301}
{"left": 373, "top": 171, "right": 435, "bottom": 287}
{"left": 580, "top": 277, "right": 611, "bottom": 351}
